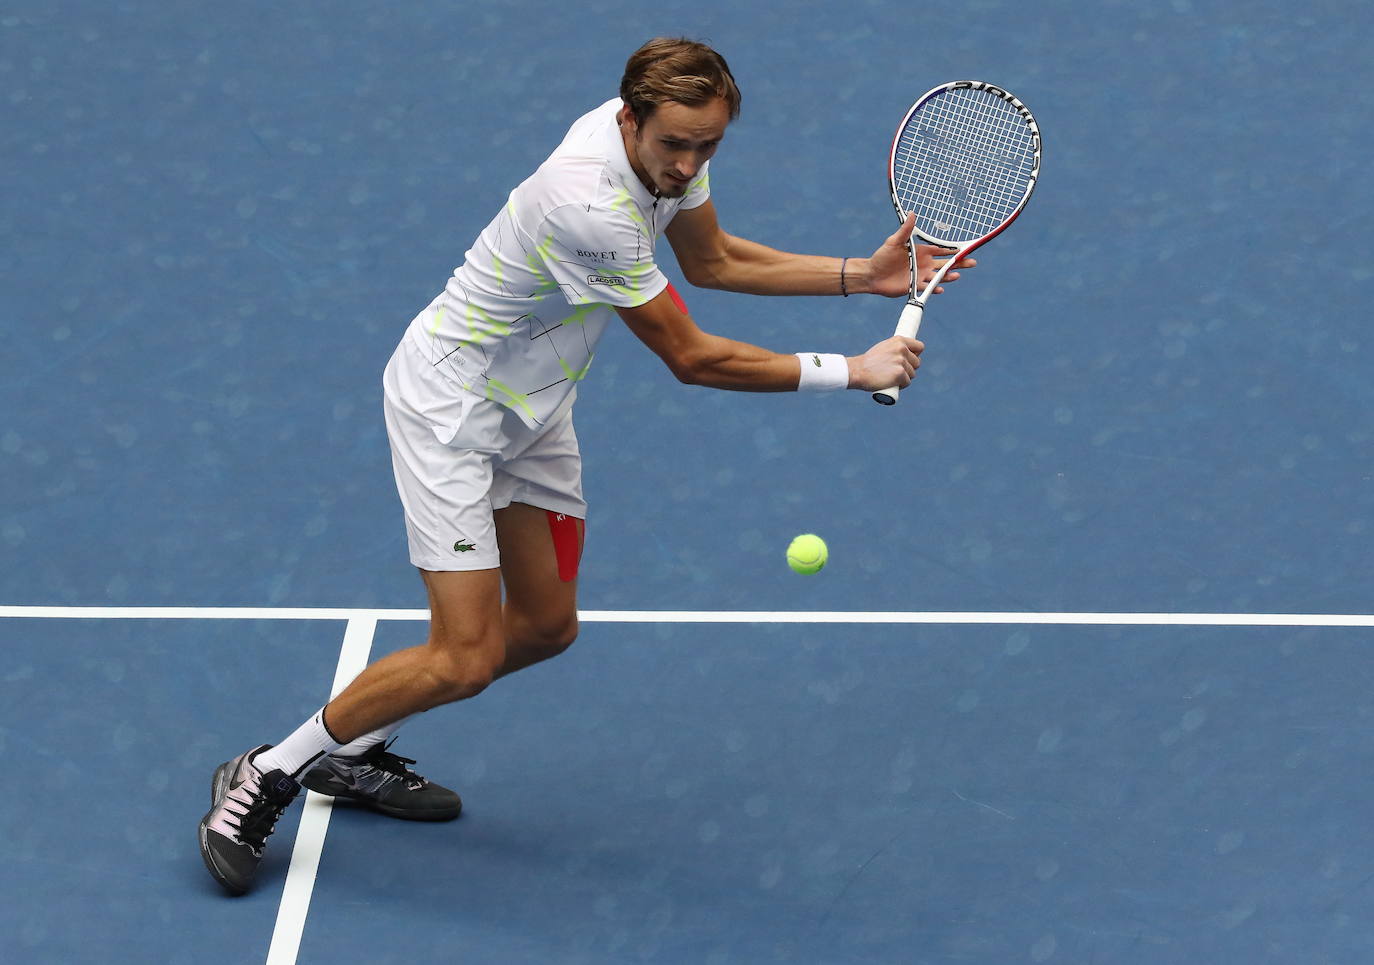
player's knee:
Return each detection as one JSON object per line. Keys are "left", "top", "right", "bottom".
{"left": 542, "top": 613, "right": 579, "bottom": 657}
{"left": 429, "top": 653, "right": 499, "bottom": 703}
{"left": 515, "top": 610, "right": 579, "bottom": 661}
{"left": 421, "top": 636, "right": 504, "bottom": 704}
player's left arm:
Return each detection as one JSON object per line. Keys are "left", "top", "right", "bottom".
{"left": 664, "top": 201, "right": 974, "bottom": 298}
{"left": 613, "top": 285, "right": 919, "bottom": 393}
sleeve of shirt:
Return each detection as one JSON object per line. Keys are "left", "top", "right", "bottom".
{"left": 536, "top": 203, "right": 669, "bottom": 309}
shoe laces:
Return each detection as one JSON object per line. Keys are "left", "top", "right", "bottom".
{"left": 361, "top": 739, "right": 429, "bottom": 790}
{"left": 235, "top": 772, "right": 299, "bottom": 855}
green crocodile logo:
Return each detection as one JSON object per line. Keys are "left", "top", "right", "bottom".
{"left": 453, "top": 540, "right": 477, "bottom": 553}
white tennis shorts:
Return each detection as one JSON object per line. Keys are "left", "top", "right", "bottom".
{"left": 382, "top": 336, "right": 587, "bottom": 571}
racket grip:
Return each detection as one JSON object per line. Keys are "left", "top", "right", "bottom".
{"left": 872, "top": 302, "right": 925, "bottom": 406}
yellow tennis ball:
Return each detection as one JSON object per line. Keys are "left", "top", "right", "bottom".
{"left": 787, "top": 533, "right": 828, "bottom": 575}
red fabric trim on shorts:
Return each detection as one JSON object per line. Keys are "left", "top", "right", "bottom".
{"left": 547, "top": 510, "right": 581, "bottom": 583}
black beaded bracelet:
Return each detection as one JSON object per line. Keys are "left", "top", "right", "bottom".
{"left": 840, "top": 257, "right": 849, "bottom": 297}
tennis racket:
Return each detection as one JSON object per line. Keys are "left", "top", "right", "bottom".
{"left": 873, "top": 81, "right": 1041, "bottom": 406}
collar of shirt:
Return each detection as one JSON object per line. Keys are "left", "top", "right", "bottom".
{"left": 600, "top": 99, "right": 660, "bottom": 210}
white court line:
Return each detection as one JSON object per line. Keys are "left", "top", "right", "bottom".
{"left": 0, "top": 605, "right": 428, "bottom": 621}
{"left": 265, "top": 615, "right": 378, "bottom": 965}
{"left": 584, "top": 611, "right": 1374, "bottom": 627}
{"left": 1, "top": 605, "right": 1374, "bottom": 627}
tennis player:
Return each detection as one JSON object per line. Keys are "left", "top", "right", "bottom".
{"left": 199, "top": 37, "right": 973, "bottom": 895}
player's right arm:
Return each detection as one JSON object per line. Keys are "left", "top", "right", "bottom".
{"left": 614, "top": 287, "right": 922, "bottom": 393}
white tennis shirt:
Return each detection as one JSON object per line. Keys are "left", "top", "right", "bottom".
{"left": 401, "top": 98, "right": 712, "bottom": 428}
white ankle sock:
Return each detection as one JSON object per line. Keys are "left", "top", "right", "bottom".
{"left": 332, "top": 715, "right": 412, "bottom": 757}
{"left": 254, "top": 708, "right": 344, "bottom": 778}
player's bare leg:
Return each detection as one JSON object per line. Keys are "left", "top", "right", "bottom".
{"left": 494, "top": 501, "right": 584, "bottom": 679}
{"left": 286, "top": 568, "right": 505, "bottom": 822}
{"left": 200, "top": 569, "right": 502, "bottom": 891}
{"left": 295, "top": 504, "right": 581, "bottom": 825}
{"left": 200, "top": 505, "right": 581, "bottom": 892}
{"left": 324, "top": 567, "right": 506, "bottom": 742}
{"left": 319, "top": 502, "right": 582, "bottom": 732}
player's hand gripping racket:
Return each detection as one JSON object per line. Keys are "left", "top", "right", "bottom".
{"left": 873, "top": 81, "right": 1041, "bottom": 405}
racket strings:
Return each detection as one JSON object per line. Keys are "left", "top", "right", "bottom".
{"left": 892, "top": 88, "right": 1037, "bottom": 244}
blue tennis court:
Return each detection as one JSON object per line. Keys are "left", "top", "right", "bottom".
{"left": 3, "top": 0, "right": 1372, "bottom": 962}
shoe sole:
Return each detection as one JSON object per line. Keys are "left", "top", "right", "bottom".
{"left": 300, "top": 780, "right": 462, "bottom": 822}
{"left": 198, "top": 822, "right": 249, "bottom": 896}
{"left": 357, "top": 796, "right": 461, "bottom": 821}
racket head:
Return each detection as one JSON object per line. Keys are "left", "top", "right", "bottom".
{"left": 888, "top": 81, "right": 1041, "bottom": 251}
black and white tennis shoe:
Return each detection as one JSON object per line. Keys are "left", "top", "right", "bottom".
{"left": 198, "top": 745, "right": 300, "bottom": 895}
{"left": 300, "top": 741, "right": 461, "bottom": 821}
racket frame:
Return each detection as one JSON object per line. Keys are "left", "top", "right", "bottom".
{"left": 873, "top": 80, "right": 1041, "bottom": 406}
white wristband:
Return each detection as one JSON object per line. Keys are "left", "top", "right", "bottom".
{"left": 795, "top": 353, "right": 849, "bottom": 392}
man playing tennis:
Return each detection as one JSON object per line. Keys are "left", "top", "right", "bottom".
{"left": 199, "top": 36, "right": 973, "bottom": 895}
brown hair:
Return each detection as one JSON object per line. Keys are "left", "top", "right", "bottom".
{"left": 619, "top": 38, "right": 741, "bottom": 126}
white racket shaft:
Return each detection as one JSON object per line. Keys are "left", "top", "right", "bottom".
{"left": 872, "top": 251, "right": 960, "bottom": 405}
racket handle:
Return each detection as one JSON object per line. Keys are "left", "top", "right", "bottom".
{"left": 872, "top": 302, "right": 925, "bottom": 406}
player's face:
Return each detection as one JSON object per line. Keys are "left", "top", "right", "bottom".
{"left": 620, "top": 98, "right": 730, "bottom": 199}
